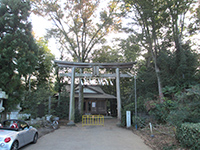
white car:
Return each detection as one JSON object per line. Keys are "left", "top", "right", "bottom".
{"left": 0, "top": 119, "right": 38, "bottom": 150}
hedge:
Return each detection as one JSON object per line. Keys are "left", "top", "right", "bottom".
{"left": 176, "top": 123, "right": 200, "bottom": 150}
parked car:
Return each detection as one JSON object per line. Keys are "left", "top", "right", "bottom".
{"left": 0, "top": 119, "right": 38, "bottom": 150}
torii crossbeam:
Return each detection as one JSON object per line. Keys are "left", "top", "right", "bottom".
{"left": 54, "top": 60, "right": 136, "bottom": 125}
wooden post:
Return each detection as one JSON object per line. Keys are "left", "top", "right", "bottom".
{"left": 67, "top": 67, "right": 75, "bottom": 126}
{"left": 116, "top": 68, "right": 121, "bottom": 122}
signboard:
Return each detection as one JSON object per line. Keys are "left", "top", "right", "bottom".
{"left": 92, "top": 102, "right": 96, "bottom": 108}
{"left": 126, "top": 111, "right": 131, "bottom": 128}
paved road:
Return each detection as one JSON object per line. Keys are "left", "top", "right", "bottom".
{"left": 21, "top": 119, "right": 151, "bottom": 150}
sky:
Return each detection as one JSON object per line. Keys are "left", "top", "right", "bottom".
{"left": 29, "top": 0, "right": 130, "bottom": 61}
{"left": 30, "top": 1, "right": 200, "bottom": 61}
{"left": 30, "top": 14, "right": 61, "bottom": 59}
{"left": 30, "top": 14, "right": 129, "bottom": 60}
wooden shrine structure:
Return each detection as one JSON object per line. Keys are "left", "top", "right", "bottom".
{"left": 54, "top": 60, "right": 136, "bottom": 125}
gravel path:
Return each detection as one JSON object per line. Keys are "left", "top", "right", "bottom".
{"left": 21, "top": 119, "right": 152, "bottom": 150}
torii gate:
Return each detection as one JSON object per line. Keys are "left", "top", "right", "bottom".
{"left": 54, "top": 60, "right": 136, "bottom": 125}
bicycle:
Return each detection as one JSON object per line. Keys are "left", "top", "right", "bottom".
{"left": 42, "top": 115, "right": 59, "bottom": 129}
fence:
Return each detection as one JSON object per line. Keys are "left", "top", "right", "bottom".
{"left": 82, "top": 115, "right": 104, "bottom": 127}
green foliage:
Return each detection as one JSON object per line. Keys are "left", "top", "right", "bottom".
{"left": 31, "top": 123, "right": 41, "bottom": 129}
{"left": 32, "top": 0, "right": 122, "bottom": 62}
{"left": 74, "top": 109, "right": 82, "bottom": 123}
{"left": 34, "top": 38, "right": 55, "bottom": 87}
{"left": 121, "top": 102, "right": 147, "bottom": 128}
{"left": 92, "top": 46, "right": 124, "bottom": 63}
{"left": 123, "top": 0, "right": 198, "bottom": 103}
{"left": 22, "top": 86, "right": 53, "bottom": 118}
{"left": 119, "top": 35, "right": 141, "bottom": 62}
{"left": 0, "top": 0, "right": 38, "bottom": 112}
{"left": 149, "top": 100, "right": 178, "bottom": 124}
{"left": 173, "top": 44, "right": 198, "bottom": 86}
{"left": 176, "top": 123, "right": 200, "bottom": 150}
{"left": 149, "top": 85, "right": 200, "bottom": 126}
{"left": 53, "top": 92, "right": 69, "bottom": 120}
{"left": 166, "top": 109, "right": 189, "bottom": 127}
{"left": 163, "top": 145, "right": 178, "bottom": 150}
{"left": 132, "top": 116, "right": 146, "bottom": 129}
{"left": 136, "top": 66, "right": 158, "bottom": 100}
{"left": 175, "top": 84, "right": 200, "bottom": 123}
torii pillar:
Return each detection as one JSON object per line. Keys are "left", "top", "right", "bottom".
{"left": 67, "top": 67, "right": 76, "bottom": 126}
{"left": 116, "top": 68, "right": 121, "bottom": 121}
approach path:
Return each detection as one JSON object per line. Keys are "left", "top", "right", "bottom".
{"left": 21, "top": 118, "right": 152, "bottom": 150}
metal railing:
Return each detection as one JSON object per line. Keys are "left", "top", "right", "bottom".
{"left": 82, "top": 115, "right": 104, "bottom": 127}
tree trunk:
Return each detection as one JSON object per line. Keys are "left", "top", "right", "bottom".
{"left": 155, "top": 65, "right": 164, "bottom": 103}
{"left": 150, "top": 46, "right": 164, "bottom": 103}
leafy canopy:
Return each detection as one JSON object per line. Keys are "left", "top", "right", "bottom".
{"left": 31, "top": 0, "right": 122, "bottom": 62}
{"left": 0, "top": 0, "right": 38, "bottom": 111}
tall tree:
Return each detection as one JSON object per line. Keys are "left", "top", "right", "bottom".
{"left": 123, "top": 0, "right": 195, "bottom": 102}
{"left": 34, "top": 38, "right": 55, "bottom": 87}
{"left": 31, "top": 0, "right": 122, "bottom": 62}
{"left": 124, "top": 0, "right": 168, "bottom": 102}
{"left": 0, "top": 0, "right": 38, "bottom": 119}
{"left": 31, "top": 0, "right": 122, "bottom": 113}
{"left": 22, "top": 38, "right": 56, "bottom": 118}
{"left": 166, "top": 0, "right": 194, "bottom": 80}
{"left": 92, "top": 45, "right": 123, "bottom": 63}
{"left": 119, "top": 35, "right": 141, "bottom": 62}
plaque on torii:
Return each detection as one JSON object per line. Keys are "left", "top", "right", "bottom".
{"left": 54, "top": 60, "right": 136, "bottom": 125}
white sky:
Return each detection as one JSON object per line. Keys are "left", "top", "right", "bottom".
{"left": 30, "top": 14, "right": 129, "bottom": 60}
{"left": 30, "top": 1, "right": 200, "bottom": 60}
{"left": 29, "top": 0, "right": 130, "bottom": 60}
{"left": 30, "top": 14, "right": 61, "bottom": 59}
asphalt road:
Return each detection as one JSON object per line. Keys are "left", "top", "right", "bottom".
{"left": 21, "top": 119, "right": 151, "bottom": 150}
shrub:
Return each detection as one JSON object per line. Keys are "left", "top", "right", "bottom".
{"left": 132, "top": 116, "right": 146, "bottom": 129}
{"left": 175, "top": 85, "right": 200, "bottom": 123}
{"left": 166, "top": 109, "right": 189, "bottom": 127}
{"left": 74, "top": 109, "right": 82, "bottom": 123}
{"left": 149, "top": 100, "right": 178, "bottom": 123}
{"left": 53, "top": 93, "right": 69, "bottom": 119}
{"left": 176, "top": 123, "right": 200, "bottom": 150}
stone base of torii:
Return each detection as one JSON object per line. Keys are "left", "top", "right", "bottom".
{"left": 54, "top": 61, "right": 136, "bottom": 125}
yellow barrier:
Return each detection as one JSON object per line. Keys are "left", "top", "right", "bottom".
{"left": 82, "top": 115, "right": 104, "bottom": 127}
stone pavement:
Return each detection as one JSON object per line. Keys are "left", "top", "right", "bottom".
{"left": 21, "top": 118, "right": 152, "bottom": 150}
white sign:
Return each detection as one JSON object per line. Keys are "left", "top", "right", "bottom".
{"left": 92, "top": 102, "right": 96, "bottom": 108}
{"left": 126, "top": 111, "right": 131, "bottom": 128}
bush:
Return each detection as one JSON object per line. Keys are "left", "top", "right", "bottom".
{"left": 132, "top": 116, "right": 146, "bottom": 129}
{"left": 53, "top": 94, "right": 69, "bottom": 119}
{"left": 22, "top": 87, "right": 53, "bottom": 118}
{"left": 166, "top": 109, "right": 189, "bottom": 127}
{"left": 74, "top": 109, "right": 82, "bottom": 123}
{"left": 175, "top": 85, "right": 200, "bottom": 123}
{"left": 149, "top": 100, "right": 178, "bottom": 123}
{"left": 176, "top": 123, "right": 200, "bottom": 150}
